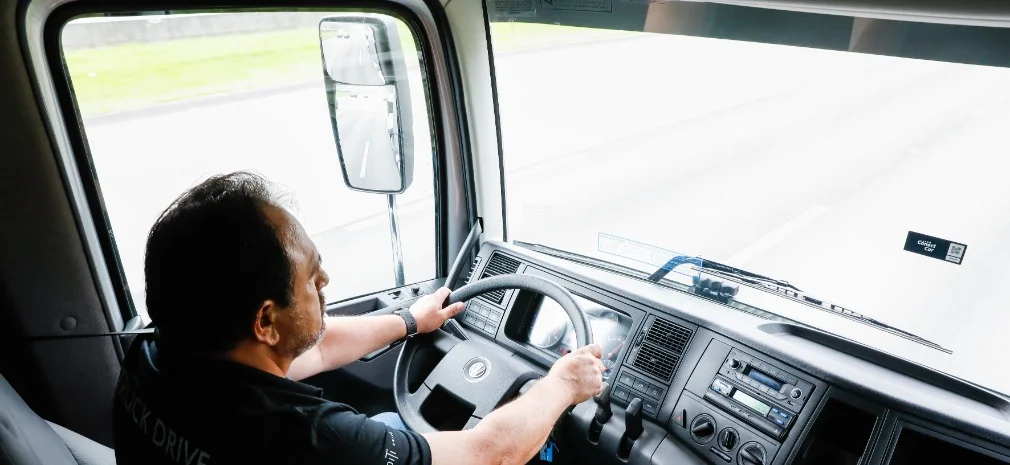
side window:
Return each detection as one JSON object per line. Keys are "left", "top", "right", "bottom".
{"left": 60, "top": 11, "right": 436, "bottom": 318}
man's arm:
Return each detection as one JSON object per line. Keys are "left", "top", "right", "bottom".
{"left": 288, "top": 287, "right": 465, "bottom": 381}
{"left": 424, "top": 345, "right": 606, "bottom": 465}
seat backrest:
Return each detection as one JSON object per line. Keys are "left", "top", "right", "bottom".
{"left": 0, "top": 374, "right": 80, "bottom": 465}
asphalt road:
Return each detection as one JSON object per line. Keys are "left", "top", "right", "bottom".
{"left": 83, "top": 34, "right": 1010, "bottom": 394}
{"left": 334, "top": 96, "right": 401, "bottom": 190}
{"left": 321, "top": 32, "right": 384, "bottom": 85}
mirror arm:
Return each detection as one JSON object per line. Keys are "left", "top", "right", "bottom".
{"left": 386, "top": 194, "right": 406, "bottom": 287}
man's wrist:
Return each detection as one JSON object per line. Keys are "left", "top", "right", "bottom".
{"left": 535, "top": 375, "right": 578, "bottom": 406}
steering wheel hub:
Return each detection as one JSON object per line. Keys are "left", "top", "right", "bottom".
{"left": 464, "top": 357, "right": 491, "bottom": 381}
{"left": 393, "top": 274, "right": 594, "bottom": 433}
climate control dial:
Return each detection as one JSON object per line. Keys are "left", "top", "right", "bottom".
{"left": 738, "top": 442, "right": 768, "bottom": 465}
{"left": 689, "top": 414, "right": 716, "bottom": 444}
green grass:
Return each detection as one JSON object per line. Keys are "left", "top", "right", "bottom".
{"left": 65, "top": 22, "right": 634, "bottom": 117}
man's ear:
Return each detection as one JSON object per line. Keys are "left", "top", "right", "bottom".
{"left": 252, "top": 301, "right": 282, "bottom": 347}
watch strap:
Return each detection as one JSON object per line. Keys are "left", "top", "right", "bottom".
{"left": 395, "top": 309, "right": 418, "bottom": 338}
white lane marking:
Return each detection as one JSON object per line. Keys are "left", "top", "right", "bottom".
{"left": 726, "top": 206, "right": 828, "bottom": 266}
{"left": 359, "top": 141, "right": 371, "bottom": 178}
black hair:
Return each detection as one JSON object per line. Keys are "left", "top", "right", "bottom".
{"left": 144, "top": 171, "right": 293, "bottom": 355}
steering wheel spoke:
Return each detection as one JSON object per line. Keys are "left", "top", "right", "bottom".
{"left": 430, "top": 327, "right": 462, "bottom": 354}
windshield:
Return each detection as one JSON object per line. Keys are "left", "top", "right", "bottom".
{"left": 486, "top": 5, "right": 1010, "bottom": 396}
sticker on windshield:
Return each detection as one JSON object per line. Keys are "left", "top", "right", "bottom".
{"left": 903, "top": 231, "right": 967, "bottom": 265}
{"left": 540, "top": 0, "right": 612, "bottom": 13}
{"left": 488, "top": 0, "right": 537, "bottom": 19}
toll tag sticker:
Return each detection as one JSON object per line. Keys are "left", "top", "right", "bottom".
{"left": 903, "top": 231, "right": 967, "bottom": 265}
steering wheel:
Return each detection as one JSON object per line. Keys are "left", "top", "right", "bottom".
{"left": 393, "top": 274, "right": 594, "bottom": 433}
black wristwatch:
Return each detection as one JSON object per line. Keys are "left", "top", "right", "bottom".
{"left": 394, "top": 308, "right": 418, "bottom": 340}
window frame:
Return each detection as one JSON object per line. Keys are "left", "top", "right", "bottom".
{"left": 31, "top": 0, "right": 477, "bottom": 321}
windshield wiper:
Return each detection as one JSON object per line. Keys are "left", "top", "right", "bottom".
{"left": 649, "top": 255, "right": 801, "bottom": 293}
{"left": 673, "top": 258, "right": 950, "bottom": 352}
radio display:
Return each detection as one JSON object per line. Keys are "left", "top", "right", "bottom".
{"left": 732, "top": 389, "right": 772, "bottom": 416}
{"left": 745, "top": 366, "right": 784, "bottom": 391}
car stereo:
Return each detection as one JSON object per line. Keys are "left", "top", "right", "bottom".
{"left": 703, "top": 349, "right": 815, "bottom": 441}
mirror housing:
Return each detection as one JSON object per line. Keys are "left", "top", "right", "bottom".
{"left": 319, "top": 14, "right": 414, "bottom": 194}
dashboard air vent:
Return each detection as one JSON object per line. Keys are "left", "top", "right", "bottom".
{"left": 631, "top": 316, "right": 693, "bottom": 382}
{"left": 478, "top": 253, "right": 521, "bottom": 304}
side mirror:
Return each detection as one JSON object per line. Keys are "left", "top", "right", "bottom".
{"left": 319, "top": 15, "right": 414, "bottom": 194}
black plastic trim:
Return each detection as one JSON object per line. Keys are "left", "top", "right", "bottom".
{"left": 423, "top": 0, "right": 478, "bottom": 278}
{"left": 480, "top": 0, "right": 508, "bottom": 242}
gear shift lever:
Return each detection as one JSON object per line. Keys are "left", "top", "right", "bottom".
{"left": 588, "top": 382, "right": 612, "bottom": 442}
{"left": 618, "top": 398, "right": 643, "bottom": 458}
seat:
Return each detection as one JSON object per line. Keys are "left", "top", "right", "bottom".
{"left": 0, "top": 374, "right": 115, "bottom": 465}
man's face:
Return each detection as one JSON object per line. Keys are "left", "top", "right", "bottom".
{"left": 263, "top": 204, "right": 330, "bottom": 359}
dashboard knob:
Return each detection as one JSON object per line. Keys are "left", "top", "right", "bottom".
{"left": 689, "top": 415, "right": 716, "bottom": 444}
{"left": 718, "top": 428, "right": 739, "bottom": 451}
{"left": 739, "top": 442, "right": 767, "bottom": 465}
{"left": 729, "top": 358, "right": 741, "bottom": 369}
{"left": 790, "top": 388, "right": 803, "bottom": 399}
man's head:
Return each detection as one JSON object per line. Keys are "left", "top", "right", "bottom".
{"left": 145, "top": 172, "right": 329, "bottom": 361}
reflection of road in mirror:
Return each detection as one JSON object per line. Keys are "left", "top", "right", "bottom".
{"left": 321, "top": 25, "right": 384, "bottom": 85}
{"left": 334, "top": 89, "right": 401, "bottom": 191}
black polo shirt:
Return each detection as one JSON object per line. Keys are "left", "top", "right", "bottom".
{"left": 112, "top": 335, "right": 431, "bottom": 465}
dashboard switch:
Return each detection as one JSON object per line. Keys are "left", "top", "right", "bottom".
{"left": 674, "top": 409, "right": 687, "bottom": 429}
{"left": 709, "top": 447, "right": 732, "bottom": 463}
{"left": 642, "top": 399, "right": 659, "bottom": 416}
{"left": 618, "top": 372, "right": 636, "bottom": 387}
{"left": 613, "top": 385, "right": 631, "bottom": 402}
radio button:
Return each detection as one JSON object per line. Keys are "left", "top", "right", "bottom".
{"left": 790, "top": 388, "right": 803, "bottom": 399}
{"left": 775, "top": 393, "right": 787, "bottom": 400}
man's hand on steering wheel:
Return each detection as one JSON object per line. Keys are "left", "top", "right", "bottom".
{"left": 546, "top": 344, "right": 607, "bottom": 405}
{"left": 409, "top": 287, "right": 466, "bottom": 334}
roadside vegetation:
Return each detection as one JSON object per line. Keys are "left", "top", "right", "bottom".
{"left": 65, "top": 22, "right": 634, "bottom": 117}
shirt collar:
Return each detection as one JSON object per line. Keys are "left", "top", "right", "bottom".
{"left": 142, "top": 337, "right": 324, "bottom": 397}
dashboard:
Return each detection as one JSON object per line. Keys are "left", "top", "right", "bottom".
{"left": 452, "top": 243, "right": 1010, "bottom": 465}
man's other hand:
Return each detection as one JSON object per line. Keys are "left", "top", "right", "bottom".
{"left": 409, "top": 287, "right": 466, "bottom": 334}
{"left": 546, "top": 344, "right": 606, "bottom": 405}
